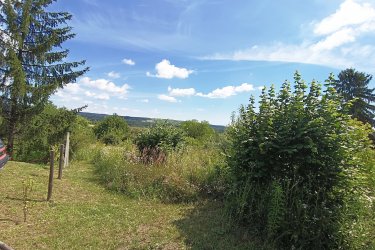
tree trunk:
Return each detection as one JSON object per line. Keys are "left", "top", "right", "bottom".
{"left": 0, "top": 241, "right": 13, "bottom": 250}
{"left": 6, "top": 121, "right": 15, "bottom": 159}
{"left": 6, "top": 101, "right": 17, "bottom": 159}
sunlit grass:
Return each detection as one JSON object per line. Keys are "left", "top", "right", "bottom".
{"left": 0, "top": 161, "right": 258, "bottom": 249}
{"left": 93, "top": 143, "right": 228, "bottom": 202}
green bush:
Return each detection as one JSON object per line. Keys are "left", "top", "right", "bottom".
{"left": 180, "top": 120, "right": 215, "bottom": 141}
{"left": 135, "top": 121, "right": 185, "bottom": 164}
{"left": 70, "top": 116, "right": 97, "bottom": 161}
{"left": 93, "top": 141, "right": 228, "bottom": 203}
{"left": 15, "top": 103, "right": 78, "bottom": 163}
{"left": 94, "top": 114, "right": 129, "bottom": 145}
{"left": 226, "top": 72, "right": 375, "bottom": 249}
{"left": 339, "top": 119, "right": 375, "bottom": 248}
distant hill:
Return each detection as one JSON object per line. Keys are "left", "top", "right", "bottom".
{"left": 78, "top": 112, "right": 226, "bottom": 132}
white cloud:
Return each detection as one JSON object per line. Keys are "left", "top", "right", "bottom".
{"left": 158, "top": 94, "right": 178, "bottom": 103}
{"left": 80, "top": 77, "right": 130, "bottom": 97}
{"left": 85, "top": 91, "right": 110, "bottom": 100}
{"left": 140, "top": 99, "right": 149, "bottom": 103}
{"left": 312, "top": 0, "right": 375, "bottom": 52}
{"left": 122, "top": 58, "right": 135, "bottom": 65}
{"left": 234, "top": 83, "right": 254, "bottom": 92}
{"left": 55, "top": 83, "right": 82, "bottom": 100}
{"left": 107, "top": 71, "right": 121, "bottom": 79}
{"left": 197, "top": 83, "right": 254, "bottom": 99}
{"left": 147, "top": 59, "right": 193, "bottom": 79}
{"left": 312, "top": 28, "right": 356, "bottom": 51}
{"left": 54, "top": 77, "right": 131, "bottom": 102}
{"left": 167, "top": 86, "right": 196, "bottom": 96}
{"left": 61, "top": 83, "right": 82, "bottom": 95}
{"left": 159, "top": 83, "right": 257, "bottom": 100}
{"left": 205, "top": 43, "right": 351, "bottom": 69}
{"left": 313, "top": 0, "right": 375, "bottom": 36}
{"left": 203, "top": 0, "right": 375, "bottom": 72}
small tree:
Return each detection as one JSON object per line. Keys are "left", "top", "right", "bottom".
{"left": 335, "top": 68, "right": 375, "bottom": 126}
{"left": 93, "top": 114, "right": 129, "bottom": 145}
{"left": 0, "top": 0, "right": 88, "bottom": 156}
{"left": 180, "top": 119, "right": 215, "bottom": 140}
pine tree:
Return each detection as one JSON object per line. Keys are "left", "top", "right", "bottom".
{"left": 0, "top": 0, "right": 88, "bottom": 156}
{"left": 335, "top": 68, "right": 375, "bottom": 126}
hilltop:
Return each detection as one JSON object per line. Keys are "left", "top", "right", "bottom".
{"left": 79, "top": 112, "right": 226, "bottom": 132}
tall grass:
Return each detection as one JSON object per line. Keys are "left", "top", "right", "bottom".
{"left": 339, "top": 147, "right": 375, "bottom": 249}
{"left": 71, "top": 142, "right": 102, "bottom": 162}
{"left": 92, "top": 141, "right": 228, "bottom": 203}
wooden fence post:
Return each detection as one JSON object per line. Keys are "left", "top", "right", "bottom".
{"left": 47, "top": 150, "right": 54, "bottom": 201}
{"left": 0, "top": 241, "right": 13, "bottom": 250}
{"left": 64, "top": 132, "right": 70, "bottom": 168}
{"left": 58, "top": 144, "right": 64, "bottom": 180}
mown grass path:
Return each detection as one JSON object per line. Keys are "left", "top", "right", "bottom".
{"left": 0, "top": 162, "right": 255, "bottom": 250}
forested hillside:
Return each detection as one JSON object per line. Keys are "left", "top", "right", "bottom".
{"left": 79, "top": 112, "right": 227, "bottom": 132}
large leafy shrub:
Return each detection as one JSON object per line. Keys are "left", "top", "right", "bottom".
{"left": 226, "top": 72, "right": 374, "bottom": 249}
{"left": 16, "top": 103, "right": 79, "bottom": 163}
{"left": 180, "top": 120, "right": 215, "bottom": 140}
{"left": 93, "top": 114, "right": 129, "bottom": 145}
{"left": 135, "top": 121, "right": 185, "bottom": 164}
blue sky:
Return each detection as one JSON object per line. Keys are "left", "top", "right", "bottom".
{"left": 51, "top": 0, "right": 375, "bottom": 125}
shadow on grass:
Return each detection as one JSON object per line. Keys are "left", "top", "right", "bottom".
{"left": 0, "top": 218, "right": 20, "bottom": 225}
{"left": 5, "top": 196, "right": 45, "bottom": 203}
{"left": 174, "top": 200, "right": 262, "bottom": 250}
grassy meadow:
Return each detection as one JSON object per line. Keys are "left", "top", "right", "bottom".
{"left": 0, "top": 160, "right": 258, "bottom": 250}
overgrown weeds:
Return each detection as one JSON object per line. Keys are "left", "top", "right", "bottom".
{"left": 93, "top": 141, "right": 228, "bottom": 203}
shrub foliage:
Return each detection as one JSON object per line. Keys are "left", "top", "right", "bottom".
{"left": 226, "top": 72, "right": 374, "bottom": 248}
{"left": 135, "top": 121, "right": 185, "bottom": 164}
{"left": 16, "top": 103, "right": 80, "bottom": 162}
{"left": 180, "top": 120, "right": 215, "bottom": 140}
{"left": 93, "top": 114, "right": 129, "bottom": 145}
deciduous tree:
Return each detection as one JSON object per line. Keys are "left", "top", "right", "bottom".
{"left": 180, "top": 119, "right": 215, "bottom": 140}
{"left": 93, "top": 114, "right": 129, "bottom": 145}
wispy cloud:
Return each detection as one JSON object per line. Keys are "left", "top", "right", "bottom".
{"left": 203, "top": 0, "right": 375, "bottom": 72}
{"left": 159, "top": 83, "right": 257, "bottom": 101}
{"left": 84, "top": 91, "right": 110, "bottom": 100}
{"left": 158, "top": 94, "right": 179, "bottom": 102}
{"left": 197, "top": 83, "right": 255, "bottom": 99}
{"left": 168, "top": 86, "right": 196, "bottom": 96}
{"left": 122, "top": 58, "right": 135, "bottom": 65}
{"left": 107, "top": 71, "right": 121, "bottom": 78}
{"left": 139, "top": 99, "right": 149, "bottom": 103}
{"left": 147, "top": 59, "right": 194, "bottom": 79}
{"left": 70, "top": 3, "right": 195, "bottom": 52}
